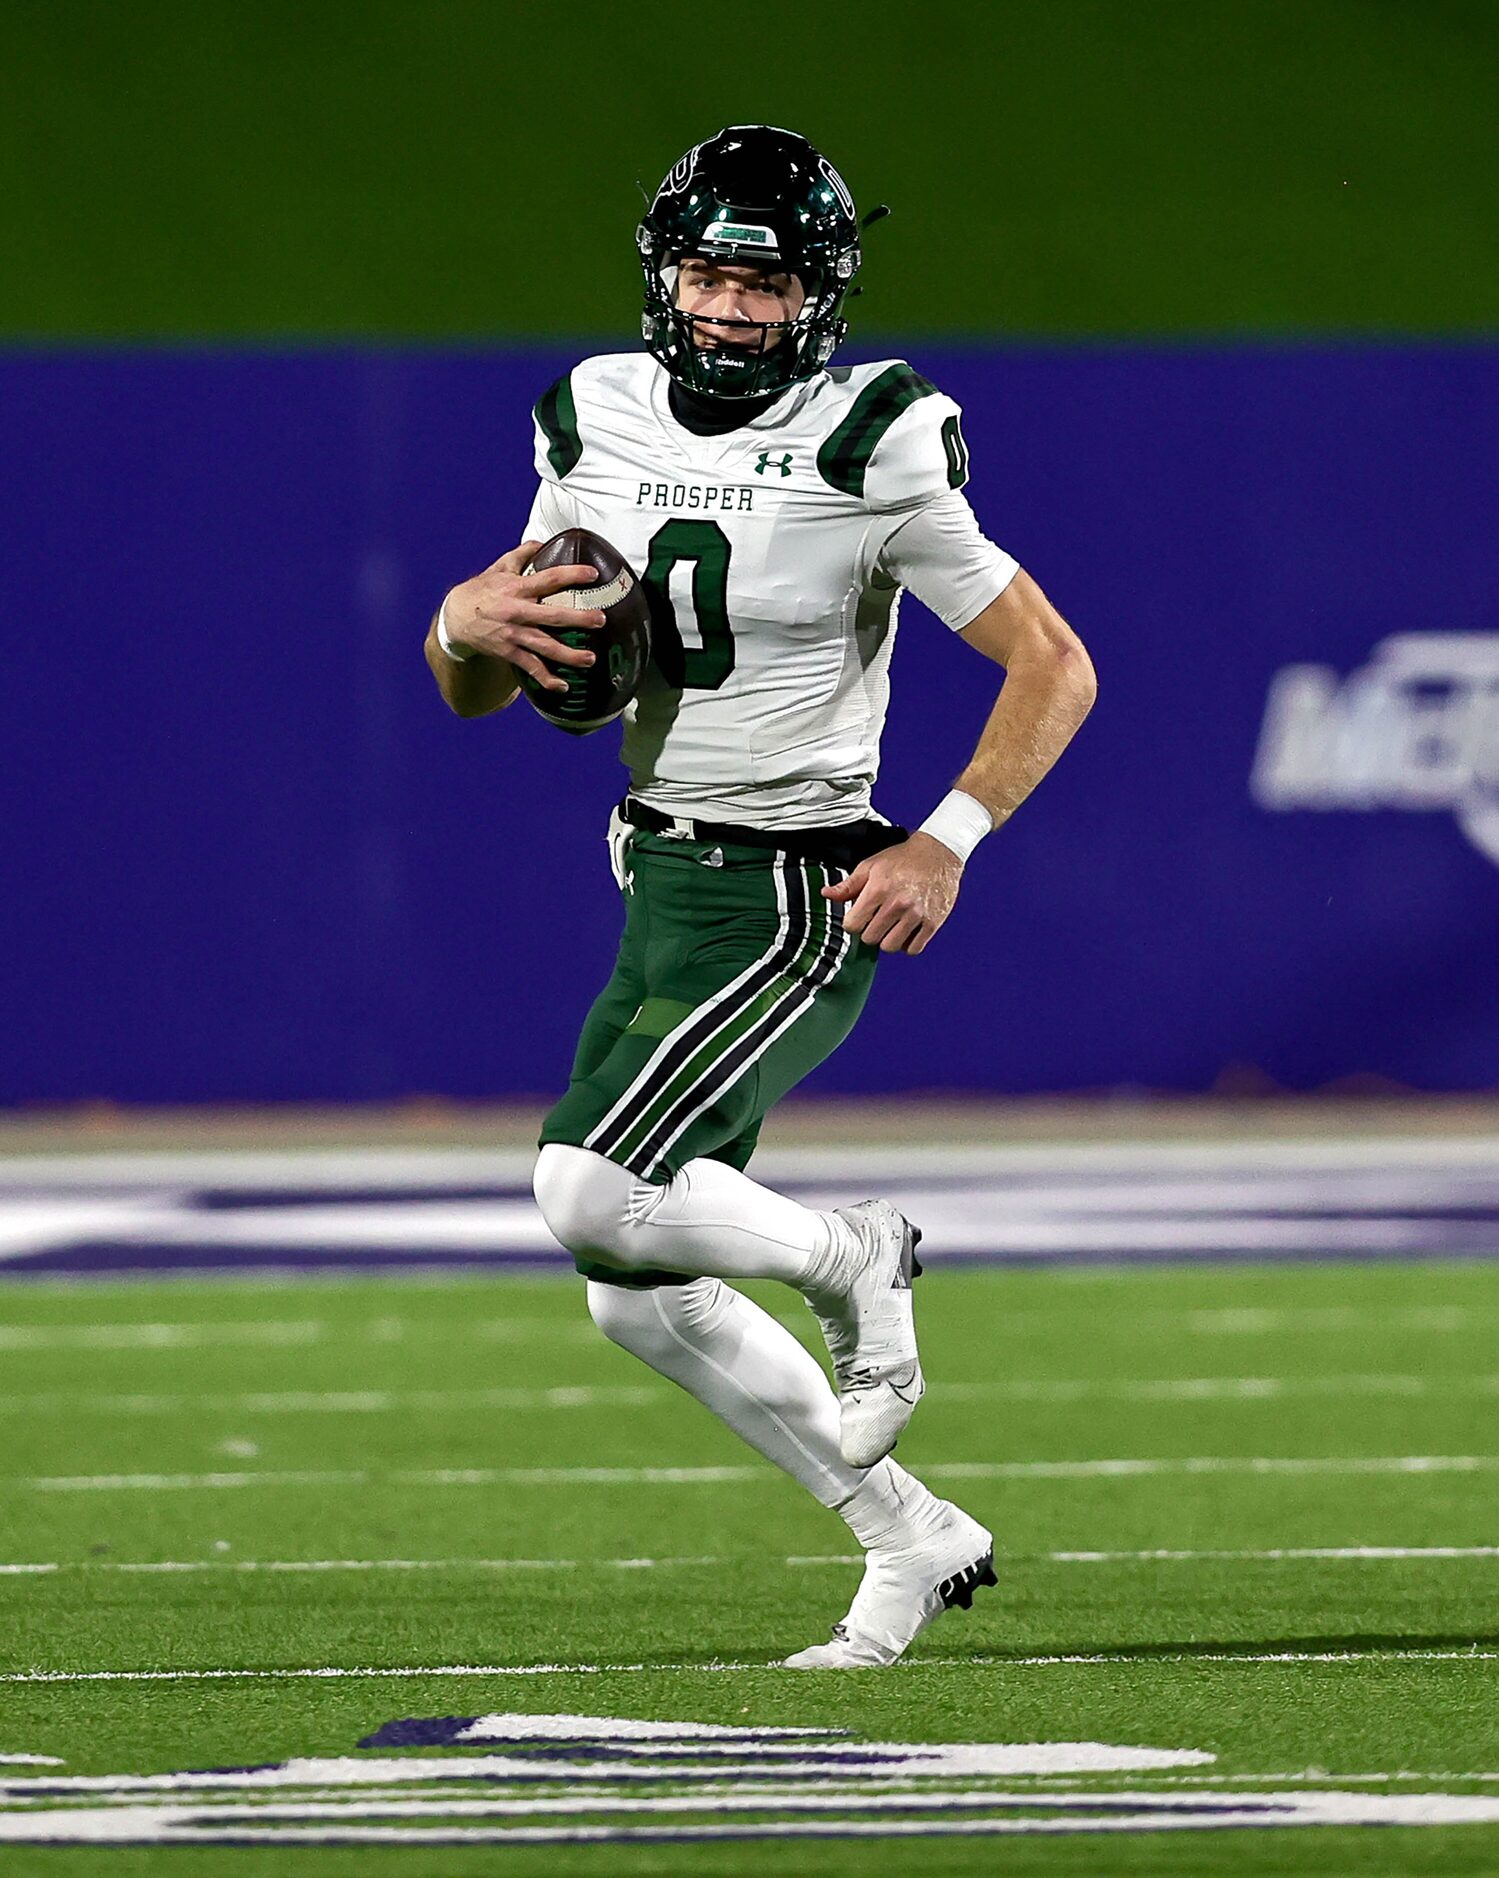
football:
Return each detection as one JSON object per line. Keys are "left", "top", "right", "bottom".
{"left": 517, "top": 528, "right": 652, "bottom": 735}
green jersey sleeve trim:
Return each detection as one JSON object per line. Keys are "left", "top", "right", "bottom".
{"left": 941, "top": 411, "right": 971, "bottom": 489}
{"left": 534, "top": 371, "right": 583, "bottom": 479}
{"left": 815, "top": 363, "right": 938, "bottom": 497}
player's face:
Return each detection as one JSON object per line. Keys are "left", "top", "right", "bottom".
{"left": 675, "top": 258, "right": 806, "bottom": 354}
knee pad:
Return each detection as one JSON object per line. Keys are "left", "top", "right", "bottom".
{"left": 532, "top": 1144, "right": 635, "bottom": 1258}
{"left": 586, "top": 1275, "right": 727, "bottom": 1357}
{"left": 585, "top": 1278, "right": 661, "bottom": 1350}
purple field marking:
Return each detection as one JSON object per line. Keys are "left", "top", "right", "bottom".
{"left": 6, "top": 1241, "right": 1499, "bottom": 1276}
{"left": 5, "top": 1157, "right": 1499, "bottom": 1275}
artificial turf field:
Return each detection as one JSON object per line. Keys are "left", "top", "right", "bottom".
{"left": 1, "top": 1258, "right": 1496, "bottom": 1873}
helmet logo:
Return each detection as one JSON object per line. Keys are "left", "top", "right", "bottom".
{"left": 755, "top": 451, "right": 794, "bottom": 478}
{"left": 659, "top": 144, "right": 703, "bottom": 198}
{"left": 817, "top": 155, "right": 856, "bottom": 218}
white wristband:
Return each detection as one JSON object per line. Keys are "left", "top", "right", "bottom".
{"left": 917, "top": 789, "right": 994, "bottom": 864}
{"left": 435, "top": 595, "right": 475, "bottom": 663}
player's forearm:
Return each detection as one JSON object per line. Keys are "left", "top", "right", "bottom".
{"left": 423, "top": 615, "right": 522, "bottom": 718}
{"left": 954, "top": 629, "right": 1096, "bottom": 830}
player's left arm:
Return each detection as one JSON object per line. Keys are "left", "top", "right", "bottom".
{"left": 825, "top": 386, "right": 1097, "bottom": 954}
{"left": 827, "top": 571, "right": 1095, "bottom": 954}
{"left": 951, "top": 568, "right": 1098, "bottom": 833}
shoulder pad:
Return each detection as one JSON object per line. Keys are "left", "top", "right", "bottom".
{"left": 532, "top": 370, "right": 582, "bottom": 481}
{"left": 815, "top": 362, "right": 969, "bottom": 507}
{"left": 533, "top": 354, "right": 658, "bottom": 481}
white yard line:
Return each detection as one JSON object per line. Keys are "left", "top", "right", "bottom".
{"left": 879, "top": 1216, "right": 1495, "bottom": 1254}
{"left": 1125, "top": 1306, "right": 1495, "bottom": 1335}
{"left": 18, "top": 1466, "right": 757, "bottom": 1491}
{"left": 0, "top": 1385, "right": 662, "bottom": 1416}
{"left": 0, "top": 1317, "right": 587, "bottom": 1351}
{"left": 977, "top": 1305, "right": 1498, "bottom": 1335}
{"left": 21, "top": 1469, "right": 377, "bottom": 1492}
{"left": 0, "top": 1320, "right": 325, "bottom": 1350}
{"left": 6, "top": 1373, "right": 1490, "bottom": 1415}
{"left": 0, "top": 1546, "right": 1493, "bottom": 1578}
{"left": 928, "top": 1455, "right": 1499, "bottom": 1481}
{"left": 955, "top": 1650, "right": 1499, "bottom": 1668}
{"left": 938, "top": 1375, "right": 1455, "bottom": 1401}
{"left": 0, "top": 1557, "right": 725, "bottom": 1577}
{"left": 2, "top": 1648, "right": 1496, "bottom": 1686}
{"left": 784, "top": 1549, "right": 1499, "bottom": 1569}
{"left": 17, "top": 1454, "right": 1499, "bottom": 1492}
{"left": 2, "top": 1307, "right": 1492, "bottom": 1352}
{"left": 1045, "top": 1545, "right": 1499, "bottom": 1562}
{"left": 1177, "top": 1306, "right": 1492, "bottom": 1335}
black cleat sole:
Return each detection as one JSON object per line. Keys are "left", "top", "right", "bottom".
{"left": 937, "top": 1549, "right": 998, "bottom": 1612}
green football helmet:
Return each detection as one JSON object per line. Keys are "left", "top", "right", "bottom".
{"left": 638, "top": 125, "right": 863, "bottom": 400}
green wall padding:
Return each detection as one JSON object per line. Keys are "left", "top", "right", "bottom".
{"left": 3, "top": 0, "right": 1494, "bottom": 338}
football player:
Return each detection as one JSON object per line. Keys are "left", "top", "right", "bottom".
{"left": 426, "top": 127, "right": 1096, "bottom": 1666}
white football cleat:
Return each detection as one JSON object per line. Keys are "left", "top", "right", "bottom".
{"left": 780, "top": 1500, "right": 996, "bottom": 1669}
{"left": 814, "top": 1199, "right": 925, "bottom": 1467}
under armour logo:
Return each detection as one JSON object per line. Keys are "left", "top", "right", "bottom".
{"left": 755, "top": 451, "right": 793, "bottom": 477}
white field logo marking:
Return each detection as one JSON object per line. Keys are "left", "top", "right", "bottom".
{"left": 1252, "top": 633, "right": 1499, "bottom": 863}
{"left": 2, "top": 1713, "right": 1498, "bottom": 1845}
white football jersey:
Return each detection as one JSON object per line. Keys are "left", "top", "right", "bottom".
{"left": 525, "top": 351, "right": 1017, "bottom": 828}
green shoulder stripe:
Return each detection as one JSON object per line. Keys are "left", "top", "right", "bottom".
{"left": 816, "top": 363, "right": 938, "bottom": 497}
{"left": 534, "top": 371, "right": 583, "bottom": 478}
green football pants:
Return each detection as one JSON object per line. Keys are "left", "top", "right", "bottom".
{"left": 539, "top": 822, "right": 881, "bottom": 1285}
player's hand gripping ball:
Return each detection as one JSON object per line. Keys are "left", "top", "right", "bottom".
{"left": 517, "top": 529, "right": 652, "bottom": 735}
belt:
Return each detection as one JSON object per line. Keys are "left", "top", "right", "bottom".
{"left": 620, "top": 797, "right": 908, "bottom": 867}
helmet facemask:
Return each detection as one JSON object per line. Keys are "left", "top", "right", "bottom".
{"left": 640, "top": 241, "right": 852, "bottom": 400}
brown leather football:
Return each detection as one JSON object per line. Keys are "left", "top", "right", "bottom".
{"left": 517, "top": 528, "right": 652, "bottom": 736}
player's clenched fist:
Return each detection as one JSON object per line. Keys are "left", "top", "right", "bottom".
{"left": 444, "top": 541, "right": 605, "bottom": 695}
{"left": 822, "top": 834, "right": 965, "bottom": 955}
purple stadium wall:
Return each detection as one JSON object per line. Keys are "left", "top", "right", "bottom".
{"left": 4, "top": 344, "right": 1497, "bottom": 1103}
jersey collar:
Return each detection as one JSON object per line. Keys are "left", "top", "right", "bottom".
{"left": 650, "top": 356, "right": 821, "bottom": 444}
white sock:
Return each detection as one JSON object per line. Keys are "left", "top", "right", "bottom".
{"left": 837, "top": 1458, "right": 937, "bottom": 1551}
{"left": 586, "top": 1275, "right": 926, "bottom": 1544}
{"left": 537, "top": 1144, "right": 852, "bottom": 1296}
